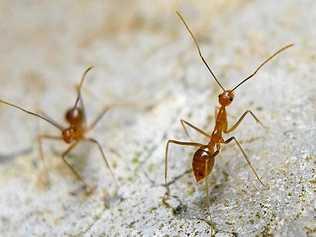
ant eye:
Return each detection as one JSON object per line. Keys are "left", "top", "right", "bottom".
{"left": 229, "top": 97, "right": 233, "bottom": 101}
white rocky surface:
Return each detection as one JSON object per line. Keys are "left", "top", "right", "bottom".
{"left": 0, "top": 1, "right": 315, "bottom": 236}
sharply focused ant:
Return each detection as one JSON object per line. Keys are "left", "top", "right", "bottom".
{"left": 164, "top": 12, "right": 293, "bottom": 207}
{"left": 0, "top": 66, "right": 117, "bottom": 193}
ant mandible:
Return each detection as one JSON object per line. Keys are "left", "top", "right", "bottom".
{"left": 164, "top": 11, "right": 293, "bottom": 206}
{"left": 0, "top": 66, "right": 117, "bottom": 193}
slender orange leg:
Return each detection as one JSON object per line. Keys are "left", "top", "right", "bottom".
{"left": 61, "top": 141, "right": 90, "bottom": 189}
{"left": 180, "top": 119, "right": 211, "bottom": 138}
{"left": 165, "top": 139, "right": 203, "bottom": 195}
{"left": 214, "top": 106, "right": 219, "bottom": 120}
{"left": 85, "top": 138, "right": 118, "bottom": 187}
{"left": 204, "top": 159, "right": 210, "bottom": 209}
{"left": 87, "top": 106, "right": 111, "bottom": 131}
{"left": 224, "top": 110, "right": 265, "bottom": 133}
{"left": 37, "top": 134, "right": 62, "bottom": 186}
{"left": 224, "top": 136, "right": 265, "bottom": 186}
{"left": 203, "top": 150, "right": 219, "bottom": 211}
{"left": 162, "top": 139, "right": 202, "bottom": 212}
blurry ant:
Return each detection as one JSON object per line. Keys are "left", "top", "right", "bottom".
{"left": 163, "top": 11, "right": 293, "bottom": 207}
{"left": 0, "top": 66, "right": 117, "bottom": 194}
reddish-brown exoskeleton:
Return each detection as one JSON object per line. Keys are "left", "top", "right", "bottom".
{"left": 164, "top": 12, "right": 293, "bottom": 207}
{"left": 0, "top": 66, "right": 116, "bottom": 193}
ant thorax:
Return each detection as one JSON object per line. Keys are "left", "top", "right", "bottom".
{"left": 62, "top": 125, "right": 85, "bottom": 144}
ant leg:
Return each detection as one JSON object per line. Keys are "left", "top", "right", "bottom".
{"left": 180, "top": 119, "right": 211, "bottom": 138}
{"left": 37, "top": 134, "right": 62, "bottom": 187}
{"left": 61, "top": 141, "right": 90, "bottom": 190}
{"left": 204, "top": 149, "right": 220, "bottom": 211}
{"left": 214, "top": 106, "right": 219, "bottom": 120}
{"left": 224, "top": 110, "right": 265, "bottom": 133}
{"left": 224, "top": 136, "right": 265, "bottom": 186}
{"left": 164, "top": 140, "right": 203, "bottom": 195}
{"left": 205, "top": 170, "right": 210, "bottom": 210}
{"left": 163, "top": 139, "right": 203, "bottom": 213}
{"left": 85, "top": 138, "right": 118, "bottom": 187}
{"left": 87, "top": 106, "right": 111, "bottom": 131}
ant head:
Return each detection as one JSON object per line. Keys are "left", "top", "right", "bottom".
{"left": 65, "top": 107, "right": 84, "bottom": 125}
{"left": 218, "top": 90, "right": 234, "bottom": 106}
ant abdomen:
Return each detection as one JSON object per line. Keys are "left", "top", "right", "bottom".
{"left": 65, "top": 107, "right": 85, "bottom": 125}
{"left": 192, "top": 148, "right": 215, "bottom": 183}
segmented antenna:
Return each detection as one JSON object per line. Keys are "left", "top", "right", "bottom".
{"left": 0, "top": 99, "right": 64, "bottom": 130}
{"left": 231, "top": 44, "right": 294, "bottom": 91}
{"left": 73, "top": 66, "right": 94, "bottom": 108}
{"left": 176, "top": 11, "right": 225, "bottom": 91}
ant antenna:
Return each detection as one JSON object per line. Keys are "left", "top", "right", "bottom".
{"left": 0, "top": 99, "right": 64, "bottom": 131}
{"left": 231, "top": 43, "right": 294, "bottom": 91}
{"left": 73, "top": 66, "right": 94, "bottom": 109}
{"left": 176, "top": 11, "right": 225, "bottom": 92}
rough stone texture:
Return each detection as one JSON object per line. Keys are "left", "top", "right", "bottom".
{"left": 0, "top": 1, "right": 315, "bottom": 236}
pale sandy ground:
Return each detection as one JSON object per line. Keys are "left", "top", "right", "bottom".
{"left": 0, "top": 1, "right": 315, "bottom": 236}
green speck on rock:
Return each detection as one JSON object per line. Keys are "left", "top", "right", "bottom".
{"left": 131, "top": 151, "right": 142, "bottom": 165}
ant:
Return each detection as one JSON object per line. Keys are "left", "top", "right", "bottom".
{"left": 0, "top": 66, "right": 117, "bottom": 194}
{"left": 163, "top": 11, "right": 293, "bottom": 208}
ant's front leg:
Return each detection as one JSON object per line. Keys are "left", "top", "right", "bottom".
{"left": 37, "top": 134, "right": 62, "bottom": 188}
{"left": 224, "top": 110, "right": 265, "bottom": 133}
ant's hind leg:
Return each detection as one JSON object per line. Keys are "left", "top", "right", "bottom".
{"left": 224, "top": 110, "right": 265, "bottom": 134}
{"left": 37, "top": 134, "right": 62, "bottom": 188}
{"left": 180, "top": 119, "right": 211, "bottom": 139}
{"left": 165, "top": 140, "right": 203, "bottom": 192}
{"left": 86, "top": 138, "right": 118, "bottom": 188}
{"left": 204, "top": 174, "right": 210, "bottom": 210}
{"left": 163, "top": 139, "right": 203, "bottom": 209}
{"left": 61, "top": 141, "right": 92, "bottom": 194}
{"left": 224, "top": 136, "right": 265, "bottom": 186}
